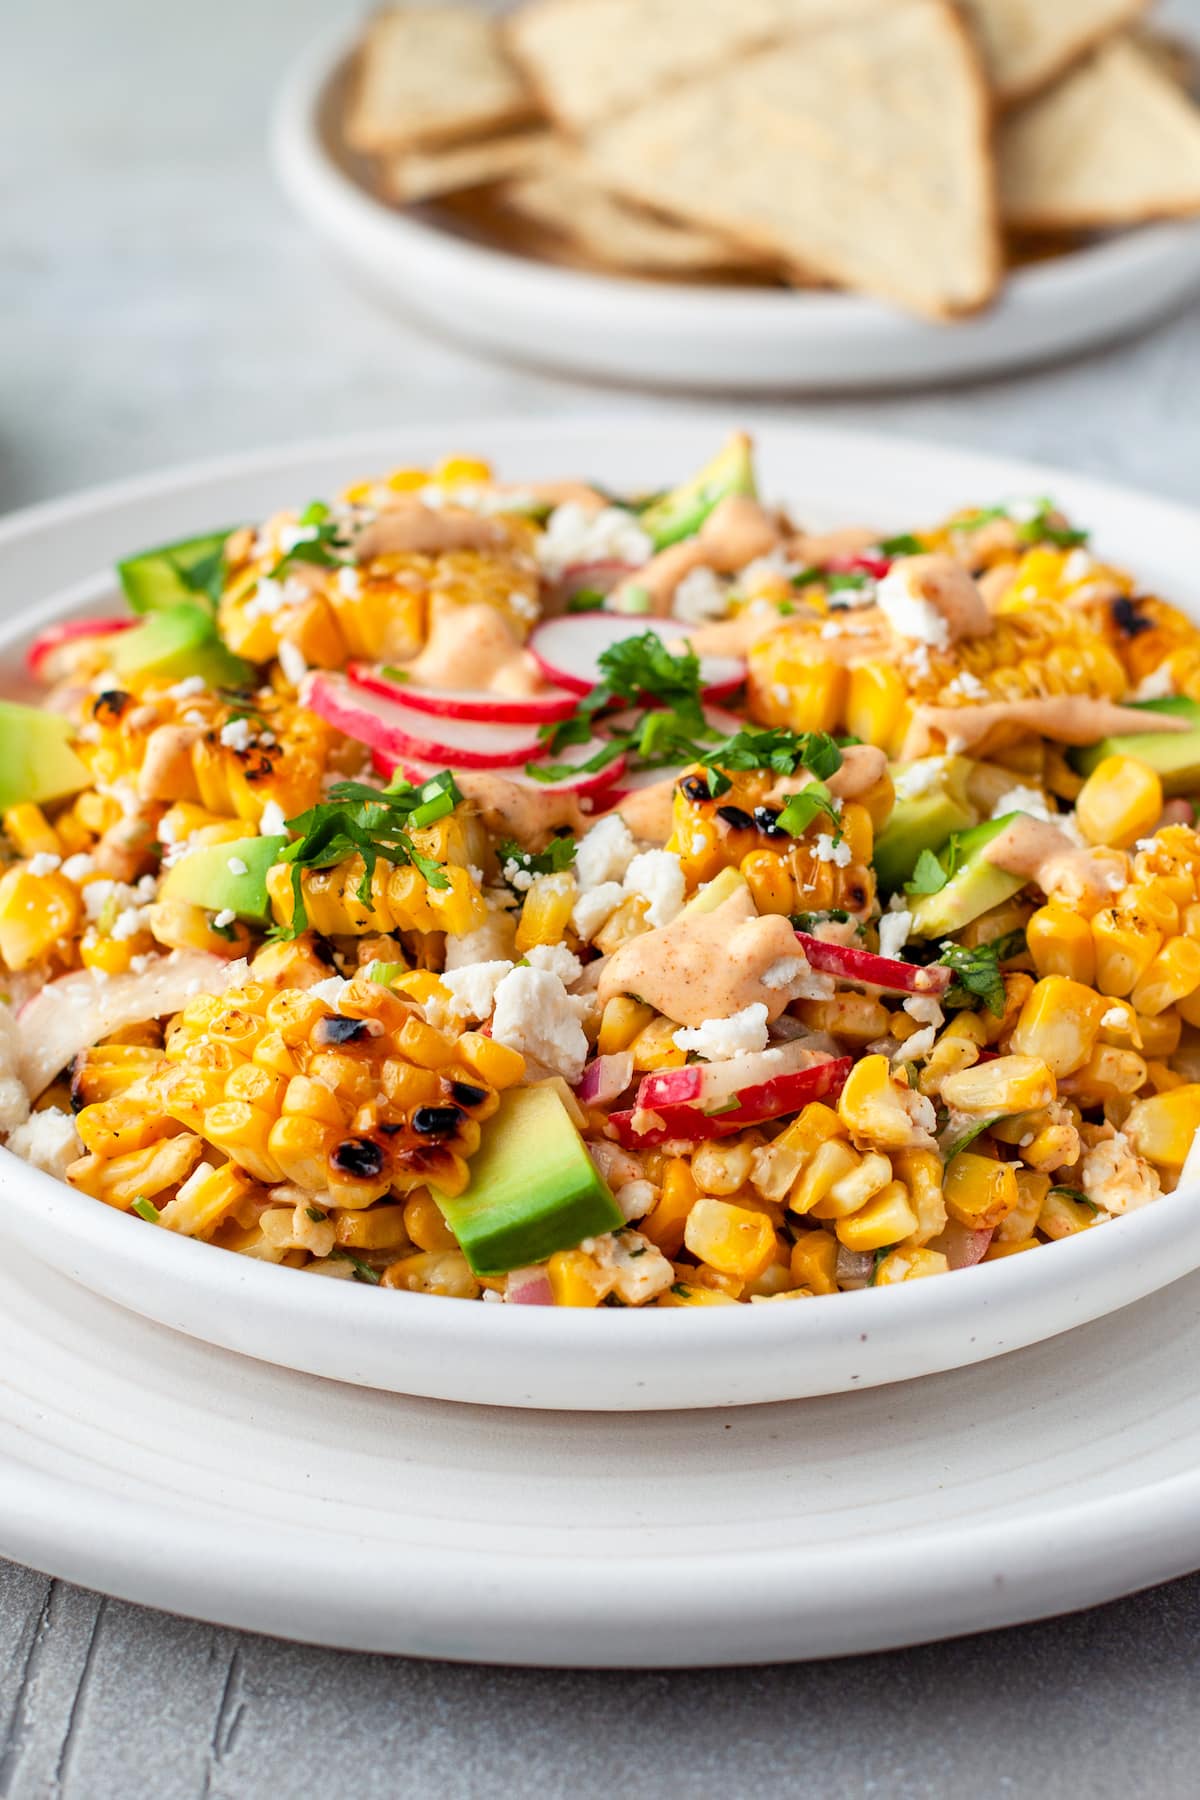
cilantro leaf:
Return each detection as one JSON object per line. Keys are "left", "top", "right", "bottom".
{"left": 878, "top": 533, "right": 923, "bottom": 557}
{"left": 937, "top": 931, "right": 1025, "bottom": 1016}
{"left": 499, "top": 836, "right": 577, "bottom": 885}
{"left": 270, "top": 502, "right": 351, "bottom": 577}
{"left": 938, "top": 1113, "right": 1007, "bottom": 1163}
{"left": 905, "top": 849, "right": 951, "bottom": 896}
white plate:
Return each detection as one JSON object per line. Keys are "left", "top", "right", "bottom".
{"left": 269, "top": 26, "right": 1200, "bottom": 394}
{"left": 5, "top": 1231, "right": 1200, "bottom": 1664}
{"left": 3, "top": 414, "right": 1200, "bottom": 1410}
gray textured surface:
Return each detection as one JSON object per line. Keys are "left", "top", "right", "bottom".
{"left": 4, "top": 0, "right": 1200, "bottom": 1793}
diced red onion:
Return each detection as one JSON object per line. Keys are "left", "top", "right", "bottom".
{"left": 577, "top": 1051, "right": 634, "bottom": 1106}
{"left": 506, "top": 1267, "right": 554, "bottom": 1305}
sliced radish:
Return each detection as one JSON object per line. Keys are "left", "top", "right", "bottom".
{"left": 639, "top": 1046, "right": 846, "bottom": 1116}
{"left": 345, "top": 661, "right": 578, "bottom": 726}
{"left": 552, "top": 560, "right": 638, "bottom": 606}
{"left": 530, "top": 614, "right": 744, "bottom": 700}
{"left": 307, "top": 672, "right": 543, "bottom": 769}
{"left": 610, "top": 1055, "right": 851, "bottom": 1147}
{"left": 27, "top": 616, "right": 135, "bottom": 683}
{"left": 794, "top": 934, "right": 952, "bottom": 997}
{"left": 929, "top": 1221, "right": 994, "bottom": 1270}
{"left": 373, "top": 740, "right": 628, "bottom": 798}
{"left": 826, "top": 552, "right": 893, "bottom": 579}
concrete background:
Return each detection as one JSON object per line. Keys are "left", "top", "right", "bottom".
{"left": 4, "top": 1, "right": 1200, "bottom": 1794}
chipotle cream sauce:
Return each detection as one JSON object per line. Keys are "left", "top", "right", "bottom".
{"left": 353, "top": 501, "right": 508, "bottom": 560}
{"left": 406, "top": 598, "right": 542, "bottom": 696}
{"left": 597, "top": 886, "right": 805, "bottom": 1027}
{"left": 985, "top": 816, "right": 1125, "bottom": 910}
{"left": 902, "top": 695, "right": 1190, "bottom": 759}
{"left": 612, "top": 496, "right": 783, "bottom": 616}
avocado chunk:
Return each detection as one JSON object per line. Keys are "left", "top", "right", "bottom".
{"left": 158, "top": 834, "right": 287, "bottom": 926}
{"left": 117, "top": 527, "right": 239, "bottom": 614}
{"left": 432, "top": 1083, "right": 623, "bottom": 1276}
{"left": 638, "top": 432, "right": 757, "bottom": 550}
{"left": 0, "top": 703, "right": 91, "bottom": 810}
{"left": 908, "top": 813, "right": 1029, "bottom": 939}
{"left": 874, "top": 758, "right": 977, "bottom": 894}
{"left": 1071, "top": 698, "right": 1200, "bottom": 796}
{"left": 109, "top": 604, "right": 254, "bottom": 689}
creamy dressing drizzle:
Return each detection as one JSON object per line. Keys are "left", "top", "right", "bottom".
{"left": 597, "top": 887, "right": 804, "bottom": 1027}
{"left": 984, "top": 816, "right": 1125, "bottom": 909}
{"left": 903, "top": 695, "right": 1190, "bottom": 759}
{"left": 612, "top": 496, "right": 782, "bottom": 615}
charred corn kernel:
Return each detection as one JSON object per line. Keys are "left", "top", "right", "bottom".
{"left": 995, "top": 1169, "right": 1050, "bottom": 1242}
{"left": 691, "top": 1138, "right": 754, "bottom": 1196}
{"left": 333, "top": 1204, "right": 411, "bottom": 1251}
{"left": 891, "top": 1148, "right": 947, "bottom": 1245}
{"left": 3, "top": 804, "right": 59, "bottom": 857}
{"left": 944, "top": 1152, "right": 1019, "bottom": 1229}
{"left": 1131, "top": 935, "right": 1200, "bottom": 1017}
{"left": 1123, "top": 1085, "right": 1200, "bottom": 1166}
{"left": 1092, "top": 909, "right": 1162, "bottom": 997}
{"left": 658, "top": 1282, "right": 738, "bottom": 1307}
{"left": 454, "top": 1031, "right": 525, "bottom": 1090}
{"left": 749, "top": 639, "right": 848, "bottom": 734}
{"left": 75, "top": 1098, "right": 174, "bottom": 1158}
{"left": 873, "top": 1246, "right": 949, "bottom": 1284}
{"left": 202, "top": 1100, "right": 285, "bottom": 1184}
{"left": 382, "top": 1249, "right": 480, "bottom": 1298}
{"left": 846, "top": 661, "right": 910, "bottom": 756}
{"left": 598, "top": 996, "right": 655, "bottom": 1056}
{"left": 514, "top": 872, "right": 577, "bottom": 952}
{"left": 153, "top": 1066, "right": 228, "bottom": 1133}
{"left": 789, "top": 1229, "right": 839, "bottom": 1295}
{"left": 67, "top": 1132, "right": 203, "bottom": 1210}
{"left": 811, "top": 1149, "right": 893, "bottom": 1219}
{"left": 740, "top": 849, "right": 794, "bottom": 916}
{"left": 251, "top": 1031, "right": 301, "bottom": 1081}
{"left": 796, "top": 992, "right": 891, "bottom": 1046}
{"left": 629, "top": 1014, "right": 686, "bottom": 1072}
{"left": 268, "top": 1114, "right": 339, "bottom": 1188}
{"left": 1126, "top": 882, "right": 1180, "bottom": 937}
{"left": 683, "top": 1198, "right": 777, "bottom": 1280}
{"left": 547, "top": 1248, "right": 612, "bottom": 1307}
{"left": 789, "top": 1138, "right": 860, "bottom": 1216}
{"left": 1008, "top": 976, "right": 1106, "bottom": 1076}
{"left": 0, "top": 867, "right": 80, "bottom": 969}
{"left": 158, "top": 1164, "right": 259, "bottom": 1239}
{"left": 1038, "top": 1189, "right": 1098, "bottom": 1240}
{"left": 940, "top": 1055, "right": 1056, "bottom": 1116}
{"left": 1026, "top": 904, "right": 1095, "bottom": 985}
{"left": 403, "top": 1190, "right": 458, "bottom": 1252}
{"left": 838, "top": 1054, "right": 922, "bottom": 1149}
{"left": 1063, "top": 1044, "right": 1148, "bottom": 1102}
{"left": 1075, "top": 755, "right": 1163, "bottom": 849}
{"left": 835, "top": 1180, "right": 917, "bottom": 1252}
{"left": 395, "top": 1014, "right": 453, "bottom": 1070}
{"left": 642, "top": 1158, "right": 699, "bottom": 1257}
{"left": 70, "top": 1044, "right": 163, "bottom": 1108}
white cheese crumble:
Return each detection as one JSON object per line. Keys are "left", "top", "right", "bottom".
{"left": 440, "top": 959, "right": 514, "bottom": 1022}
{"left": 219, "top": 718, "right": 254, "bottom": 752}
{"left": 5, "top": 1106, "right": 81, "bottom": 1178}
{"left": 876, "top": 566, "right": 951, "bottom": 649}
{"left": 336, "top": 565, "right": 362, "bottom": 599}
{"left": 944, "top": 670, "right": 988, "bottom": 701}
{"left": 60, "top": 853, "right": 97, "bottom": 884}
{"left": 892, "top": 758, "right": 950, "bottom": 801}
{"left": 902, "top": 1025, "right": 937, "bottom": 1059}
{"left": 524, "top": 942, "right": 583, "bottom": 987}
{"left": 535, "top": 503, "right": 653, "bottom": 579}
{"left": 212, "top": 909, "right": 236, "bottom": 930}
{"left": 589, "top": 1230, "right": 674, "bottom": 1305}
{"left": 168, "top": 676, "right": 207, "bottom": 699}
{"left": 226, "top": 856, "right": 249, "bottom": 877}
{"left": 814, "top": 834, "right": 852, "bottom": 868}
{"left": 26, "top": 853, "right": 62, "bottom": 877}
{"left": 673, "top": 1002, "right": 770, "bottom": 1061}
{"left": 277, "top": 523, "right": 319, "bottom": 554}
{"left": 904, "top": 994, "right": 944, "bottom": 1028}
{"left": 672, "top": 566, "right": 729, "bottom": 624}
{"left": 278, "top": 639, "right": 308, "bottom": 686}
{"left": 491, "top": 965, "right": 589, "bottom": 1084}
{"left": 1134, "top": 664, "right": 1176, "bottom": 701}
{"left": 571, "top": 881, "right": 624, "bottom": 943}
{"left": 575, "top": 813, "right": 636, "bottom": 889}
{"left": 307, "top": 976, "right": 350, "bottom": 1009}
{"left": 506, "top": 590, "right": 539, "bottom": 623}
{"left": 1081, "top": 1131, "right": 1161, "bottom": 1215}
{"left": 0, "top": 1078, "right": 31, "bottom": 1134}
{"left": 623, "top": 849, "right": 685, "bottom": 927}
{"left": 991, "top": 784, "right": 1055, "bottom": 823}
{"left": 878, "top": 910, "right": 912, "bottom": 961}
{"left": 259, "top": 800, "right": 287, "bottom": 838}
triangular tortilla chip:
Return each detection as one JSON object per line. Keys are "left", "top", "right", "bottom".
{"left": 959, "top": 0, "right": 1150, "bottom": 105}
{"left": 586, "top": 0, "right": 999, "bottom": 319}
{"left": 1000, "top": 37, "right": 1200, "bottom": 231}
{"left": 345, "top": 5, "right": 536, "bottom": 155}
{"left": 377, "top": 130, "right": 557, "bottom": 205}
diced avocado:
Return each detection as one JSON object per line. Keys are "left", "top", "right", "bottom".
{"left": 109, "top": 603, "right": 254, "bottom": 689}
{"left": 432, "top": 1083, "right": 623, "bottom": 1276}
{"left": 117, "top": 527, "right": 239, "bottom": 613}
{"left": 908, "top": 813, "right": 1029, "bottom": 940}
{"left": 0, "top": 703, "right": 91, "bottom": 810}
{"left": 638, "top": 432, "right": 757, "bottom": 550}
{"left": 683, "top": 866, "right": 748, "bottom": 916}
{"left": 1071, "top": 698, "right": 1200, "bottom": 795}
{"left": 873, "top": 758, "right": 977, "bottom": 894}
{"left": 158, "top": 834, "right": 287, "bottom": 925}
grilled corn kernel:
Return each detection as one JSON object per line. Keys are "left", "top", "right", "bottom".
{"left": 810, "top": 1149, "right": 892, "bottom": 1219}
{"left": 1008, "top": 976, "right": 1106, "bottom": 1076}
{"left": 1123, "top": 1085, "right": 1200, "bottom": 1167}
{"left": 158, "top": 1164, "right": 259, "bottom": 1239}
{"left": 382, "top": 1250, "right": 480, "bottom": 1299}
{"left": 940, "top": 1054, "right": 1056, "bottom": 1116}
{"left": 691, "top": 1138, "right": 754, "bottom": 1196}
{"left": 838, "top": 1054, "right": 922, "bottom": 1148}
{"left": 684, "top": 1198, "right": 777, "bottom": 1280}
{"left": 1130, "top": 935, "right": 1200, "bottom": 1017}
{"left": 642, "top": 1158, "right": 699, "bottom": 1258}
{"left": 657, "top": 1282, "right": 738, "bottom": 1307}
{"left": 789, "top": 1138, "right": 860, "bottom": 1216}
{"left": 403, "top": 1190, "right": 458, "bottom": 1252}
{"left": 943, "top": 1152, "right": 1019, "bottom": 1229}
{"left": 629, "top": 1015, "right": 686, "bottom": 1072}
{"left": 789, "top": 1229, "right": 839, "bottom": 1295}
{"left": 597, "top": 996, "right": 656, "bottom": 1056}
{"left": 547, "top": 1248, "right": 613, "bottom": 1307}
{"left": 835, "top": 1180, "right": 918, "bottom": 1251}
{"left": 3, "top": 804, "right": 60, "bottom": 857}
{"left": 0, "top": 867, "right": 80, "bottom": 969}
{"left": 1092, "top": 909, "right": 1162, "bottom": 997}
{"left": 872, "top": 1246, "right": 949, "bottom": 1284}
{"left": 1075, "top": 755, "right": 1163, "bottom": 850}
{"left": 515, "top": 872, "right": 577, "bottom": 951}
{"left": 455, "top": 1031, "right": 525, "bottom": 1089}
{"left": 1026, "top": 904, "right": 1096, "bottom": 985}
{"left": 1038, "top": 1190, "right": 1098, "bottom": 1240}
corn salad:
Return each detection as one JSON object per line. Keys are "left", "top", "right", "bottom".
{"left": 4, "top": 434, "right": 1200, "bottom": 1306}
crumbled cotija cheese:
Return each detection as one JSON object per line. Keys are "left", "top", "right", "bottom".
{"left": 673, "top": 1003, "right": 770, "bottom": 1061}
{"left": 876, "top": 566, "right": 951, "bottom": 649}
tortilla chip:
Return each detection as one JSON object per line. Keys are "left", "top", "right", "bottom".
{"left": 505, "top": 0, "right": 887, "bottom": 134}
{"left": 497, "top": 162, "right": 763, "bottom": 273}
{"left": 377, "top": 129, "right": 557, "bottom": 204}
{"left": 999, "top": 37, "right": 1200, "bottom": 232}
{"left": 586, "top": 0, "right": 1000, "bottom": 319}
{"left": 345, "top": 5, "right": 537, "bottom": 155}
{"left": 959, "top": 0, "right": 1150, "bottom": 105}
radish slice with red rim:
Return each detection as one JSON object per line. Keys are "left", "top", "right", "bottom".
{"left": 609, "top": 1055, "right": 852, "bottom": 1146}
{"left": 27, "top": 616, "right": 135, "bottom": 682}
{"left": 795, "top": 933, "right": 951, "bottom": 996}
{"left": 530, "top": 613, "right": 744, "bottom": 700}
{"left": 373, "top": 740, "right": 628, "bottom": 798}
{"left": 346, "top": 660, "right": 578, "bottom": 725}
{"left": 307, "top": 672, "right": 544, "bottom": 769}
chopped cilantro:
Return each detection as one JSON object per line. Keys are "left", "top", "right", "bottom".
{"left": 869, "top": 1246, "right": 897, "bottom": 1285}
{"left": 334, "top": 1249, "right": 381, "bottom": 1284}
{"left": 565, "top": 588, "right": 608, "bottom": 613}
{"left": 789, "top": 567, "right": 824, "bottom": 589}
{"left": 939, "top": 1114, "right": 1007, "bottom": 1162}
{"left": 306, "top": 1206, "right": 329, "bottom": 1223}
{"left": 776, "top": 781, "right": 840, "bottom": 839}
{"left": 937, "top": 931, "right": 1025, "bottom": 1016}
{"left": 498, "top": 835, "right": 577, "bottom": 884}
{"left": 1050, "top": 1185, "right": 1097, "bottom": 1212}
{"left": 703, "top": 1096, "right": 743, "bottom": 1118}
{"left": 270, "top": 502, "right": 350, "bottom": 577}
{"left": 878, "top": 533, "right": 923, "bottom": 557}
{"left": 826, "top": 571, "right": 871, "bottom": 594}
{"left": 791, "top": 909, "right": 850, "bottom": 932}
{"left": 905, "top": 848, "right": 952, "bottom": 897}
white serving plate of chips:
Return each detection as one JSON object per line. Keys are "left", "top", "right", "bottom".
{"left": 272, "top": 25, "right": 1200, "bottom": 393}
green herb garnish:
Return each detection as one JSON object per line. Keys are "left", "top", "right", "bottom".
{"left": 565, "top": 588, "right": 608, "bottom": 613}
{"left": 306, "top": 1206, "right": 329, "bottom": 1223}
{"left": 270, "top": 501, "right": 350, "bottom": 577}
{"left": 1049, "top": 1185, "right": 1097, "bottom": 1212}
{"left": 939, "top": 1114, "right": 1007, "bottom": 1163}
{"left": 878, "top": 533, "right": 923, "bottom": 557}
{"left": 937, "top": 931, "right": 1025, "bottom": 1016}
{"left": 776, "top": 781, "right": 840, "bottom": 840}
{"left": 132, "top": 1195, "right": 161, "bottom": 1223}
{"left": 335, "top": 1249, "right": 381, "bottom": 1284}
{"left": 379, "top": 664, "right": 410, "bottom": 684}
{"left": 498, "top": 835, "right": 577, "bottom": 884}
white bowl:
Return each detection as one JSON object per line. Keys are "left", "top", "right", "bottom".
{"left": 3, "top": 413, "right": 1200, "bottom": 1410}
{"left": 269, "top": 25, "right": 1200, "bottom": 394}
